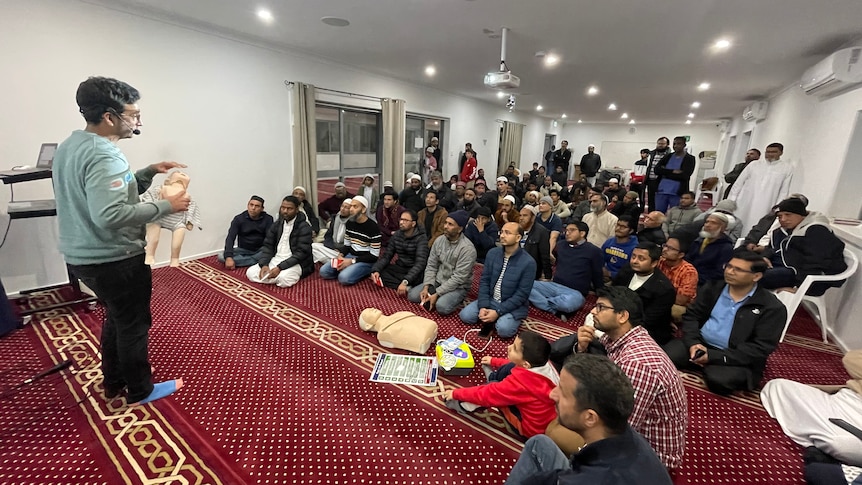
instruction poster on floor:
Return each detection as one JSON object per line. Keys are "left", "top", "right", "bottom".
{"left": 370, "top": 353, "right": 438, "bottom": 386}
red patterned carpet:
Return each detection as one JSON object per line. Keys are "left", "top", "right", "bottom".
{"left": 0, "top": 255, "right": 850, "bottom": 484}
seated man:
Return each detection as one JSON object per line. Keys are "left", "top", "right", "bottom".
{"left": 504, "top": 353, "right": 671, "bottom": 485}
{"left": 574, "top": 287, "right": 687, "bottom": 470}
{"left": 319, "top": 196, "right": 381, "bottom": 286}
{"left": 408, "top": 211, "right": 476, "bottom": 316}
{"left": 663, "top": 250, "right": 786, "bottom": 395}
{"left": 460, "top": 222, "right": 536, "bottom": 338}
{"left": 443, "top": 331, "right": 559, "bottom": 438}
{"left": 610, "top": 191, "right": 642, "bottom": 221}
{"left": 474, "top": 181, "right": 498, "bottom": 212}
{"left": 663, "top": 191, "right": 701, "bottom": 236}
{"left": 317, "top": 181, "right": 354, "bottom": 223}
{"left": 638, "top": 211, "right": 667, "bottom": 246}
{"left": 518, "top": 205, "right": 554, "bottom": 281}
{"left": 583, "top": 193, "right": 618, "bottom": 247}
{"left": 612, "top": 242, "right": 676, "bottom": 345}
{"left": 464, "top": 206, "right": 499, "bottom": 264}
{"left": 456, "top": 186, "right": 480, "bottom": 214}
{"left": 291, "top": 186, "right": 321, "bottom": 239}
{"left": 685, "top": 213, "right": 734, "bottom": 287}
{"left": 537, "top": 196, "right": 564, "bottom": 256}
{"left": 530, "top": 221, "right": 603, "bottom": 318}
{"left": 601, "top": 216, "right": 639, "bottom": 280}
{"left": 757, "top": 197, "right": 847, "bottom": 296}
{"left": 376, "top": 192, "right": 405, "bottom": 249}
{"left": 417, "top": 190, "right": 448, "bottom": 247}
{"left": 370, "top": 210, "right": 428, "bottom": 296}
{"left": 219, "top": 195, "right": 273, "bottom": 269}
{"left": 246, "top": 196, "right": 313, "bottom": 288}
{"left": 311, "top": 198, "right": 351, "bottom": 264}
{"left": 399, "top": 174, "right": 425, "bottom": 213}
{"left": 692, "top": 199, "right": 743, "bottom": 241}
{"left": 549, "top": 189, "right": 571, "bottom": 220}
{"left": 604, "top": 178, "right": 628, "bottom": 206}
{"left": 495, "top": 195, "right": 520, "bottom": 227}
{"left": 657, "top": 237, "right": 699, "bottom": 322}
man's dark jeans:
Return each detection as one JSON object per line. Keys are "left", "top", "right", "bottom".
{"left": 69, "top": 254, "right": 154, "bottom": 402}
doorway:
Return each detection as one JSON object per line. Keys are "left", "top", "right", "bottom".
{"left": 543, "top": 134, "right": 557, "bottom": 169}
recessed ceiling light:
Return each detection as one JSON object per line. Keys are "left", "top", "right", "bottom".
{"left": 698, "top": 82, "right": 711, "bottom": 91}
{"left": 561, "top": 113, "right": 567, "bottom": 119}
{"left": 687, "top": 113, "right": 696, "bottom": 118}
{"left": 544, "top": 54, "right": 560, "bottom": 67}
{"left": 577, "top": 119, "right": 583, "bottom": 124}
{"left": 424, "top": 65, "right": 436, "bottom": 76}
{"left": 629, "top": 120, "right": 635, "bottom": 125}
{"left": 685, "top": 120, "right": 692, "bottom": 125}
{"left": 691, "top": 101, "right": 701, "bottom": 109}
{"left": 607, "top": 103, "right": 617, "bottom": 111}
{"left": 620, "top": 113, "right": 629, "bottom": 119}
{"left": 257, "top": 8, "right": 274, "bottom": 22}
{"left": 536, "top": 105, "right": 543, "bottom": 111}
{"left": 497, "top": 91, "right": 506, "bottom": 99}
{"left": 321, "top": 16, "right": 350, "bottom": 27}
{"left": 714, "top": 38, "right": 732, "bottom": 50}
{"left": 587, "top": 86, "right": 599, "bottom": 96}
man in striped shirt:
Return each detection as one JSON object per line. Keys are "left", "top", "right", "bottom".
{"left": 319, "top": 195, "right": 381, "bottom": 286}
{"left": 575, "top": 286, "right": 687, "bottom": 471}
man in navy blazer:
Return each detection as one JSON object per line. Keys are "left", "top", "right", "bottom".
{"left": 460, "top": 222, "right": 537, "bottom": 338}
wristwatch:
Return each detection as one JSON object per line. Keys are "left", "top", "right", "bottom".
{"left": 401, "top": 280, "right": 409, "bottom": 286}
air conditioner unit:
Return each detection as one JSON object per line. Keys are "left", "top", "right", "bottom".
{"left": 800, "top": 47, "right": 862, "bottom": 96}
{"left": 742, "top": 102, "right": 769, "bottom": 122}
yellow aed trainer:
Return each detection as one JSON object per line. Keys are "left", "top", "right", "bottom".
{"left": 435, "top": 337, "right": 475, "bottom": 376}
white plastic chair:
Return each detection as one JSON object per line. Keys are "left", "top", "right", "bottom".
{"left": 773, "top": 249, "right": 859, "bottom": 342}
{"left": 695, "top": 180, "right": 723, "bottom": 210}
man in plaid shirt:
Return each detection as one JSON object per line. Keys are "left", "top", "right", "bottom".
{"left": 575, "top": 286, "right": 687, "bottom": 470}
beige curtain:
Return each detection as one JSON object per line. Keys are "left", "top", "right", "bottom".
{"left": 381, "top": 98, "right": 406, "bottom": 191}
{"left": 498, "top": 120, "right": 524, "bottom": 176}
{"left": 291, "top": 83, "right": 318, "bottom": 207}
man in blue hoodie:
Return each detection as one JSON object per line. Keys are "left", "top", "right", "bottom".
{"left": 54, "top": 77, "right": 187, "bottom": 406}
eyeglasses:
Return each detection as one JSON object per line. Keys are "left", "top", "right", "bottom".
{"left": 399, "top": 218, "right": 414, "bottom": 223}
{"left": 661, "top": 244, "right": 681, "bottom": 252}
{"left": 723, "top": 263, "right": 755, "bottom": 274}
{"left": 122, "top": 111, "right": 142, "bottom": 121}
{"left": 593, "top": 303, "right": 616, "bottom": 313}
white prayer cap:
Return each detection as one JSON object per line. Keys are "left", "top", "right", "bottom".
{"left": 341, "top": 198, "right": 353, "bottom": 207}
{"left": 496, "top": 176, "right": 509, "bottom": 183}
{"left": 409, "top": 174, "right": 422, "bottom": 182}
{"left": 352, "top": 195, "right": 369, "bottom": 208}
{"left": 383, "top": 180, "right": 393, "bottom": 187}
{"left": 609, "top": 178, "right": 619, "bottom": 184}
{"left": 503, "top": 195, "right": 516, "bottom": 205}
{"left": 292, "top": 186, "right": 306, "bottom": 194}
{"left": 588, "top": 144, "right": 596, "bottom": 148}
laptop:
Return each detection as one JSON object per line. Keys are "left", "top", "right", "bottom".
{"left": 0, "top": 143, "right": 57, "bottom": 177}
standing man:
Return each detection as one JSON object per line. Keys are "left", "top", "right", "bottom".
{"left": 319, "top": 196, "right": 381, "bottom": 286}
{"left": 553, "top": 140, "right": 573, "bottom": 178}
{"left": 727, "top": 143, "right": 793, "bottom": 235}
{"left": 653, "top": 136, "right": 696, "bottom": 214}
{"left": 579, "top": 144, "right": 602, "bottom": 187}
{"left": 544, "top": 144, "right": 555, "bottom": 171}
{"left": 408, "top": 211, "right": 477, "bottom": 316}
{"left": 460, "top": 222, "right": 536, "bottom": 338}
{"left": 358, "top": 174, "right": 379, "bottom": 219}
{"left": 55, "top": 76, "right": 187, "bottom": 405}
{"left": 246, "top": 196, "right": 314, "bottom": 288}
{"left": 430, "top": 136, "right": 442, "bottom": 167}
{"left": 723, "top": 148, "right": 760, "bottom": 198}
{"left": 219, "top": 196, "right": 274, "bottom": 269}
{"left": 645, "top": 137, "right": 671, "bottom": 213}
{"left": 504, "top": 353, "right": 671, "bottom": 484}
{"left": 370, "top": 210, "right": 428, "bottom": 296}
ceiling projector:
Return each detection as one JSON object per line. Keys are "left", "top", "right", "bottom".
{"left": 484, "top": 71, "right": 521, "bottom": 89}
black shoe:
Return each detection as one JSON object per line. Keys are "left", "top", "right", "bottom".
{"left": 104, "top": 383, "right": 126, "bottom": 399}
{"left": 477, "top": 322, "right": 495, "bottom": 339}
{"left": 555, "top": 311, "right": 568, "bottom": 322}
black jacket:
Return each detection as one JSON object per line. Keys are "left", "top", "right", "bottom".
{"left": 554, "top": 149, "right": 573, "bottom": 173}
{"left": 257, "top": 212, "right": 314, "bottom": 277}
{"left": 637, "top": 227, "right": 667, "bottom": 246}
{"left": 299, "top": 199, "right": 320, "bottom": 234}
{"left": 371, "top": 226, "right": 429, "bottom": 285}
{"left": 399, "top": 186, "right": 426, "bottom": 213}
{"left": 613, "top": 266, "right": 677, "bottom": 345}
{"left": 681, "top": 280, "right": 786, "bottom": 387}
{"left": 523, "top": 222, "right": 553, "bottom": 279}
{"left": 580, "top": 152, "right": 602, "bottom": 176}
{"left": 654, "top": 152, "right": 696, "bottom": 195}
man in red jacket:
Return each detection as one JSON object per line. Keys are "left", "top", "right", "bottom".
{"left": 443, "top": 331, "right": 559, "bottom": 438}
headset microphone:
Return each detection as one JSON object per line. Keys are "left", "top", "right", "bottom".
{"left": 110, "top": 109, "right": 141, "bottom": 135}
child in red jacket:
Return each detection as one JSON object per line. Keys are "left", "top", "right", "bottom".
{"left": 443, "top": 331, "right": 560, "bottom": 438}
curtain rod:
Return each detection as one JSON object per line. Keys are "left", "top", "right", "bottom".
{"left": 284, "top": 81, "right": 383, "bottom": 102}
{"left": 496, "top": 119, "right": 526, "bottom": 126}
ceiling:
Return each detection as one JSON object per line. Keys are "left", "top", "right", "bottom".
{"left": 99, "top": 0, "right": 862, "bottom": 123}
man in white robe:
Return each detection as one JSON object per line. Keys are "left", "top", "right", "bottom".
{"left": 727, "top": 142, "right": 793, "bottom": 234}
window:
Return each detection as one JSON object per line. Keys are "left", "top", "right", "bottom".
{"left": 405, "top": 115, "right": 444, "bottom": 181}
{"left": 316, "top": 105, "right": 380, "bottom": 176}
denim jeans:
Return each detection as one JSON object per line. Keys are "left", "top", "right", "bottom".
{"left": 217, "top": 247, "right": 262, "bottom": 268}
{"left": 459, "top": 300, "right": 521, "bottom": 338}
{"left": 529, "top": 281, "right": 586, "bottom": 314}
{"left": 319, "top": 256, "right": 373, "bottom": 285}
{"left": 504, "top": 435, "right": 572, "bottom": 484}
{"left": 68, "top": 254, "right": 154, "bottom": 402}
{"left": 407, "top": 284, "right": 467, "bottom": 316}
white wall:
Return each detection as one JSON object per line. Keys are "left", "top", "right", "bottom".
{"left": 0, "top": 0, "right": 555, "bottom": 293}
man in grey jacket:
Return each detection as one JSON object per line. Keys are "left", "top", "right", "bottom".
{"left": 409, "top": 210, "right": 477, "bottom": 315}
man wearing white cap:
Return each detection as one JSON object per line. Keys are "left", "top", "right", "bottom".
{"left": 312, "top": 198, "right": 352, "bottom": 263}
{"left": 422, "top": 146, "right": 438, "bottom": 184}
{"left": 399, "top": 174, "right": 426, "bottom": 213}
{"left": 430, "top": 136, "right": 442, "bottom": 166}
{"left": 319, "top": 195, "right": 381, "bottom": 285}
{"left": 318, "top": 181, "right": 354, "bottom": 223}
{"left": 684, "top": 213, "right": 735, "bottom": 287}
{"left": 359, "top": 174, "right": 379, "bottom": 220}
{"left": 580, "top": 144, "right": 602, "bottom": 187}
{"left": 291, "top": 186, "right": 321, "bottom": 238}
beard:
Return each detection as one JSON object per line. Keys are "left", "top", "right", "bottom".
{"left": 699, "top": 230, "right": 719, "bottom": 239}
